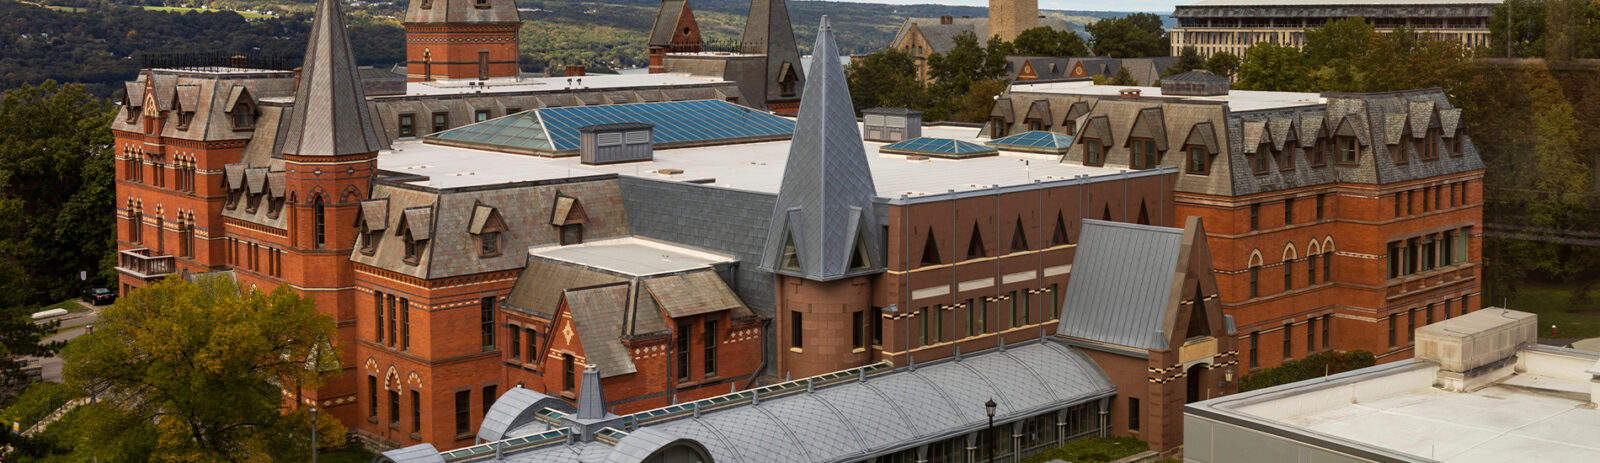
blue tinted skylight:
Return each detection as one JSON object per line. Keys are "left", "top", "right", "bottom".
{"left": 879, "top": 137, "right": 998, "bottom": 159}
{"left": 986, "top": 131, "right": 1076, "bottom": 154}
{"left": 425, "top": 100, "right": 794, "bottom": 155}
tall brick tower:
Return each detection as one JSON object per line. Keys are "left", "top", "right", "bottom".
{"left": 278, "top": 0, "right": 385, "bottom": 423}
{"left": 403, "top": 0, "right": 522, "bottom": 81}
{"left": 989, "top": 0, "right": 1037, "bottom": 43}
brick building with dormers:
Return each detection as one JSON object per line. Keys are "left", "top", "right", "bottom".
{"left": 996, "top": 72, "right": 1485, "bottom": 373}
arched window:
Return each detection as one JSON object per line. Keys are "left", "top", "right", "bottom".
{"left": 1247, "top": 250, "right": 1264, "bottom": 299}
{"left": 313, "top": 196, "right": 327, "bottom": 249}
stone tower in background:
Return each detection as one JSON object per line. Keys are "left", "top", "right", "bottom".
{"left": 989, "top": 0, "right": 1037, "bottom": 43}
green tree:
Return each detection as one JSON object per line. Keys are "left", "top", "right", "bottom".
{"left": 1235, "top": 42, "right": 1314, "bottom": 91}
{"left": 1204, "top": 51, "right": 1241, "bottom": 79}
{"left": 1164, "top": 46, "right": 1206, "bottom": 77}
{"left": 1012, "top": 26, "right": 1088, "bottom": 57}
{"left": 1489, "top": 0, "right": 1548, "bottom": 57}
{"left": 1303, "top": 17, "right": 1374, "bottom": 64}
{"left": 925, "top": 31, "right": 1011, "bottom": 121}
{"left": 61, "top": 277, "right": 345, "bottom": 461}
{"left": 1518, "top": 63, "right": 1597, "bottom": 279}
{"left": 1354, "top": 28, "right": 1469, "bottom": 94}
{"left": 1086, "top": 13, "right": 1170, "bottom": 58}
{"left": 846, "top": 48, "right": 929, "bottom": 114}
{"left": 1105, "top": 66, "right": 1138, "bottom": 86}
{"left": 949, "top": 79, "right": 1009, "bottom": 123}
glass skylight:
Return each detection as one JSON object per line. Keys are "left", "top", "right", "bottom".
{"left": 424, "top": 99, "right": 794, "bottom": 155}
{"left": 986, "top": 131, "right": 1076, "bottom": 154}
{"left": 879, "top": 137, "right": 998, "bottom": 159}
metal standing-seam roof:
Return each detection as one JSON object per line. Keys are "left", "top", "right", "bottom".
{"left": 1056, "top": 219, "right": 1185, "bottom": 351}
{"left": 278, "top": 0, "right": 383, "bottom": 158}
{"left": 758, "top": 17, "right": 882, "bottom": 282}
{"left": 400, "top": 341, "right": 1114, "bottom": 463}
{"left": 477, "top": 387, "right": 577, "bottom": 442}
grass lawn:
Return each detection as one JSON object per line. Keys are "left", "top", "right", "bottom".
{"left": 1484, "top": 281, "right": 1600, "bottom": 339}
{"left": 1018, "top": 436, "right": 1149, "bottom": 463}
{"left": 320, "top": 446, "right": 376, "bottom": 463}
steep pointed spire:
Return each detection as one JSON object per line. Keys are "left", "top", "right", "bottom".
{"left": 742, "top": 0, "right": 804, "bottom": 104}
{"left": 280, "top": 0, "right": 382, "bottom": 157}
{"left": 576, "top": 363, "right": 606, "bottom": 420}
{"left": 760, "top": 16, "right": 881, "bottom": 281}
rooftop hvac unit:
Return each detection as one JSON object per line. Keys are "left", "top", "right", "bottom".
{"left": 862, "top": 107, "right": 923, "bottom": 143}
{"left": 579, "top": 123, "right": 654, "bottom": 165}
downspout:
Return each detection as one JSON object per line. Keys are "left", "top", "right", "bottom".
{"left": 741, "top": 316, "right": 772, "bottom": 390}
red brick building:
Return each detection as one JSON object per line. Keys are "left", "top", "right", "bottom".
{"left": 401, "top": 0, "right": 521, "bottom": 81}
{"left": 998, "top": 72, "right": 1485, "bottom": 376}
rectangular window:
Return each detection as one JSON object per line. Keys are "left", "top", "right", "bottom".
{"left": 387, "top": 296, "right": 396, "bottom": 347}
{"left": 483, "top": 385, "right": 496, "bottom": 419}
{"left": 1249, "top": 331, "right": 1259, "bottom": 368}
{"left": 390, "top": 390, "right": 401, "bottom": 427}
{"left": 527, "top": 328, "right": 537, "bottom": 361}
{"left": 1307, "top": 317, "right": 1317, "bottom": 352}
{"left": 432, "top": 112, "right": 448, "bottom": 134}
{"left": 1249, "top": 267, "right": 1259, "bottom": 298}
{"left": 1250, "top": 204, "right": 1260, "bottom": 231}
{"left": 1407, "top": 309, "right": 1416, "bottom": 343}
{"left": 1407, "top": 190, "right": 1414, "bottom": 215}
{"left": 374, "top": 292, "right": 385, "bottom": 343}
{"left": 510, "top": 326, "right": 521, "bottom": 361}
{"left": 475, "top": 109, "right": 490, "bottom": 123}
{"left": 1020, "top": 290, "right": 1031, "bottom": 325}
{"left": 872, "top": 308, "right": 882, "bottom": 346}
{"left": 677, "top": 321, "right": 692, "bottom": 382}
{"left": 401, "top": 298, "right": 410, "bottom": 351}
{"left": 368, "top": 376, "right": 378, "bottom": 420}
{"left": 1284, "top": 198, "right": 1293, "bottom": 226}
{"left": 1049, "top": 283, "right": 1059, "bottom": 320}
{"left": 411, "top": 390, "right": 421, "bottom": 433}
{"left": 1084, "top": 139, "right": 1104, "bottom": 166}
{"left": 1388, "top": 242, "right": 1402, "bottom": 279}
{"left": 481, "top": 297, "right": 496, "bottom": 351}
{"left": 1283, "top": 260, "right": 1293, "bottom": 293}
{"left": 454, "top": 390, "right": 470, "bottom": 435}
{"left": 791, "top": 311, "right": 803, "bottom": 349}
{"left": 398, "top": 114, "right": 415, "bottom": 137}
{"left": 1426, "top": 304, "right": 1434, "bottom": 325}
{"left": 704, "top": 319, "right": 717, "bottom": 377}
{"left": 852, "top": 311, "right": 865, "bottom": 349}
{"left": 1282, "top": 322, "right": 1293, "bottom": 359}
{"left": 977, "top": 298, "right": 989, "bottom": 334}
{"left": 1322, "top": 314, "right": 1331, "bottom": 349}
{"left": 1128, "top": 397, "right": 1141, "bottom": 431}
{"left": 1187, "top": 147, "right": 1208, "bottom": 174}
{"left": 1007, "top": 291, "right": 1019, "bottom": 329}
{"left": 1444, "top": 299, "right": 1452, "bottom": 320}
{"left": 1394, "top": 192, "right": 1403, "bottom": 218}
{"left": 1130, "top": 139, "right": 1158, "bottom": 169}
{"left": 1316, "top": 194, "right": 1325, "bottom": 220}
{"left": 562, "top": 354, "right": 575, "bottom": 391}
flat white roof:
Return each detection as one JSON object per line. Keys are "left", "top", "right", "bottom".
{"left": 395, "top": 73, "right": 728, "bottom": 97}
{"left": 1203, "top": 347, "right": 1600, "bottom": 463}
{"left": 1008, "top": 81, "right": 1325, "bottom": 112}
{"left": 530, "top": 237, "right": 733, "bottom": 277}
{"left": 378, "top": 123, "right": 1136, "bottom": 196}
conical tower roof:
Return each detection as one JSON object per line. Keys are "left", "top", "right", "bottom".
{"left": 759, "top": 17, "right": 881, "bottom": 281}
{"left": 280, "top": 0, "right": 382, "bottom": 157}
{"left": 742, "top": 0, "right": 804, "bottom": 102}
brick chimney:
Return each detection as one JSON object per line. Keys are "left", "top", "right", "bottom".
{"left": 565, "top": 65, "right": 587, "bottom": 77}
{"left": 940, "top": 15, "right": 954, "bottom": 25}
{"left": 230, "top": 55, "right": 248, "bottom": 68}
{"left": 648, "top": 47, "right": 667, "bottom": 74}
{"left": 1119, "top": 88, "right": 1141, "bottom": 98}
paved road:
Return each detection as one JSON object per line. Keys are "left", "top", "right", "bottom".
{"left": 26, "top": 301, "right": 103, "bottom": 383}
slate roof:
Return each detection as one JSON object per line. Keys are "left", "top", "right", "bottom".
{"left": 383, "top": 342, "right": 1114, "bottom": 463}
{"left": 618, "top": 177, "right": 779, "bottom": 315}
{"left": 893, "top": 17, "right": 1073, "bottom": 56}
{"left": 759, "top": 17, "right": 883, "bottom": 281}
{"left": 504, "top": 258, "right": 625, "bottom": 318}
{"left": 648, "top": 0, "right": 690, "bottom": 47}
{"left": 351, "top": 178, "right": 630, "bottom": 280}
{"left": 403, "top": 0, "right": 520, "bottom": 24}
{"left": 742, "top": 0, "right": 805, "bottom": 103}
{"left": 279, "top": 0, "right": 383, "bottom": 157}
{"left": 563, "top": 284, "right": 637, "bottom": 377}
{"left": 1056, "top": 219, "right": 1185, "bottom": 350}
{"left": 111, "top": 70, "right": 295, "bottom": 143}
{"left": 642, "top": 271, "right": 748, "bottom": 318}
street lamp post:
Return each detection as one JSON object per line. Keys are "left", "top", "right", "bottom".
{"left": 985, "top": 398, "right": 997, "bottom": 463}
{"left": 310, "top": 406, "right": 319, "bottom": 463}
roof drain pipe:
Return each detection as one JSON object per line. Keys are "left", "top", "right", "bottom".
{"left": 742, "top": 317, "right": 773, "bottom": 390}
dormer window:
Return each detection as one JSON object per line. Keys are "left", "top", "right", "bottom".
{"left": 474, "top": 0, "right": 489, "bottom": 7}
{"left": 233, "top": 110, "right": 253, "bottom": 129}
{"left": 1185, "top": 146, "right": 1209, "bottom": 175}
{"left": 421, "top": 0, "right": 433, "bottom": 9}
{"left": 1083, "top": 138, "right": 1105, "bottom": 166}
{"left": 481, "top": 231, "right": 500, "bottom": 255}
{"left": 549, "top": 194, "right": 586, "bottom": 246}
{"left": 398, "top": 206, "right": 432, "bottom": 265}
{"left": 359, "top": 222, "right": 376, "bottom": 255}
{"left": 1422, "top": 128, "right": 1440, "bottom": 161}
{"left": 403, "top": 230, "right": 424, "bottom": 264}
{"left": 1337, "top": 136, "right": 1359, "bottom": 165}
{"left": 1129, "top": 138, "right": 1158, "bottom": 170}
{"left": 1451, "top": 134, "right": 1463, "bottom": 157}
{"left": 470, "top": 204, "right": 507, "bottom": 258}
{"left": 1311, "top": 137, "right": 1330, "bottom": 167}
{"left": 357, "top": 199, "right": 388, "bottom": 256}
{"left": 1252, "top": 143, "right": 1271, "bottom": 175}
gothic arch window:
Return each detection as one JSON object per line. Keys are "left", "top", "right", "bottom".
{"left": 1248, "top": 250, "right": 1263, "bottom": 299}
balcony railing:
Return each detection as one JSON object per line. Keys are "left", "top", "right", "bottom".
{"left": 118, "top": 248, "right": 175, "bottom": 279}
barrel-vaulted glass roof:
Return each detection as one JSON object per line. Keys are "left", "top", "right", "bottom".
{"left": 425, "top": 99, "right": 795, "bottom": 156}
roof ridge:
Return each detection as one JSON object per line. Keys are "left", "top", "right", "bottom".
{"left": 1080, "top": 218, "right": 1182, "bottom": 234}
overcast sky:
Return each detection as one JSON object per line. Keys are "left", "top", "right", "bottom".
{"left": 803, "top": 0, "right": 1186, "bottom": 14}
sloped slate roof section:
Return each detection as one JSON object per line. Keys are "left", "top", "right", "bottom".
{"left": 1297, "top": 114, "right": 1326, "bottom": 147}
{"left": 402, "top": 207, "right": 433, "bottom": 240}
{"left": 649, "top": 0, "right": 687, "bottom": 46}
{"left": 643, "top": 271, "right": 746, "bottom": 318}
{"left": 1240, "top": 120, "right": 1267, "bottom": 153}
{"left": 504, "top": 258, "right": 625, "bottom": 317}
{"left": 563, "top": 284, "right": 637, "bottom": 378}
{"left": 403, "top": 0, "right": 519, "bottom": 24}
{"left": 267, "top": 171, "right": 286, "bottom": 198}
{"left": 360, "top": 199, "right": 389, "bottom": 231}
{"left": 1128, "top": 107, "right": 1168, "bottom": 151}
{"left": 1056, "top": 219, "right": 1184, "bottom": 351}
{"left": 1440, "top": 107, "right": 1463, "bottom": 134}
{"left": 224, "top": 164, "right": 246, "bottom": 190}
{"left": 990, "top": 98, "right": 1015, "bottom": 121}
{"left": 1267, "top": 117, "right": 1295, "bottom": 150}
{"left": 744, "top": 0, "right": 805, "bottom": 102}
{"left": 759, "top": 17, "right": 882, "bottom": 281}
{"left": 1185, "top": 121, "right": 1219, "bottom": 153}
{"left": 1025, "top": 99, "right": 1052, "bottom": 123}
{"left": 279, "top": 0, "right": 383, "bottom": 157}
{"left": 1064, "top": 100, "right": 1091, "bottom": 123}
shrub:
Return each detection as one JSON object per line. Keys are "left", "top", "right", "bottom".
{"left": 1018, "top": 436, "right": 1149, "bottom": 463}
{"left": 0, "top": 382, "right": 81, "bottom": 431}
{"left": 1240, "top": 350, "right": 1377, "bottom": 392}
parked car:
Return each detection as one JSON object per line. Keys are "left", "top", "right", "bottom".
{"left": 81, "top": 287, "right": 116, "bottom": 306}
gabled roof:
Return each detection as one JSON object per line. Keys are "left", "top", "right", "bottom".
{"left": 990, "top": 98, "right": 1015, "bottom": 121}
{"left": 1057, "top": 219, "right": 1190, "bottom": 351}
{"left": 1127, "top": 107, "right": 1168, "bottom": 151}
{"left": 360, "top": 199, "right": 389, "bottom": 231}
{"left": 562, "top": 283, "right": 636, "bottom": 378}
{"left": 642, "top": 271, "right": 747, "bottom": 319}
{"left": 279, "top": 0, "right": 383, "bottom": 157}
{"left": 759, "top": 17, "right": 882, "bottom": 281}
{"left": 1267, "top": 117, "right": 1296, "bottom": 151}
{"left": 1184, "top": 121, "right": 1220, "bottom": 153}
{"left": 1025, "top": 99, "right": 1053, "bottom": 122}
{"left": 401, "top": 207, "right": 433, "bottom": 240}
{"left": 648, "top": 0, "right": 692, "bottom": 46}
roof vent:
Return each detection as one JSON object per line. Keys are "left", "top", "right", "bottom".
{"left": 1119, "top": 88, "right": 1141, "bottom": 98}
{"left": 579, "top": 123, "right": 653, "bottom": 165}
{"left": 1161, "top": 70, "right": 1230, "bottom": 96}
{"left": 940, "top": 15, "right": 954, "bottom": 24}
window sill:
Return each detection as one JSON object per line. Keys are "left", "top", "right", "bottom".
{"left": 367, "top": 416, "right": 378, "bottom": 424}
{"left": 410, "top": 432, "right": 421, "bottom": 441}
{"left": 789, "top": 347, "right": 803, "bottom": 353}
{"left": 454, "top": 432, "right": 474, "bottom": 441}
{"left": 852, "top": 347, "right": 866, "bottom": 353}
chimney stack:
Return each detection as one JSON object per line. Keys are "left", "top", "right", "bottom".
{"left": 230, "top": 55, "right": 248, "bottom": 68}
{"left": 1119, "top": 88, "right": 1141, "bottom": 98}
{"left": 565, "top": 65, "right": 587, "bottom": 77}
{"left": 940, "top": 15, "right": 954, "bottom": 25}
